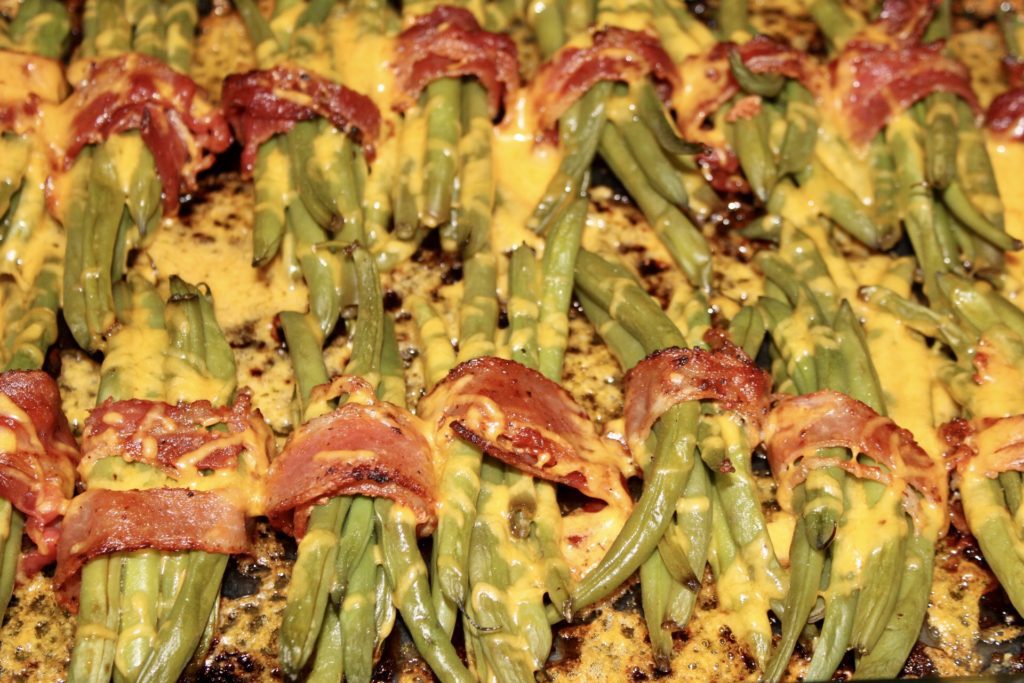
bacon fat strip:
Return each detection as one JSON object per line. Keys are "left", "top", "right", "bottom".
{"left": 420, "top": 356, "right": 634, "bottom": 508}
{"left": 54, "top": 53, "right": 232, "bottom": 212}
{"left": 0, "top": 371, "right": 80, "bottom": 576}
{"left": 221, "top": 65, "right": 382, "bottom": 175}
{"left": 265, "top": 376, "right": 437, "bottom": 537}
{"left": 393, "top": 5, "right": 519, "bottom": 118}
{"left": 764, "top": 390, "right": 947, "bottom": 534}
{"left": 54, "top": 488, "right": 249, "bottom": 611}
{"left": 622, "top": 335, "right": 772, "bottom": 460}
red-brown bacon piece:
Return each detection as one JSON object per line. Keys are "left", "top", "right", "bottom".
{"left": 221, "top": 66, "right": 382, "bottom": 175}
{"left": 80, "top": 390, "right": 264, "bottom": 478}
{"left": 393, "top": 5, "right": 519, "bottom": 117}
{"left": 986, "top": 57, "right": 1024, "bottom": 141}
{"left": 622, "top": 335, "right": 772, "bottom": 458}
{"left": 59, "top": 53, "right": 231, "bottom": 212}
{"left": 420, "top": 356, "right": 634, "bottom": 507}
{"left": 871, "top": 0, "right": 937, "bottom": 45}
{"left": 266, "top": 376, "right": 436, "bottom": 537}
{"left": 833, "top": 42, "right": 978, "bottom": 146}
{"left": 54, "top": 488, "right": 249, "bottom": 611}
{"left": 0, "top": 371, "right": 80, "bottom": 576}
{"left": 941, "top": 415, "right": 1024, "bottom": 477}
{"left": 533, "top": 26, "right": 680, "bottom": 131}
{"left": 764, "top": 390, "right": 946, "bottom": 531}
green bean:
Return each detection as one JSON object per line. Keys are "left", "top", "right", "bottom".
{"left": 804, "top": 591, "right": 858, "bottom": 681}
{"left": 113, "top": 550, "right": 160, "bottom": 683}
{"left": 376, "top": 499, "right": 475, "bottom": 683}
{"left": 635, "top": 82, "right": 702, "bottom": 158}
{"left": 0, "top": 502, "right": 24, "bottom": 619}
{"left": 341, "top": 536, "right": 377, "bottom": 683}
{"left": 597, "top": 127, "right": 711, "bottom": 288}
{"left": 529, "top": 82, "right": 612, "bottom": 235}
{"left": 853, "top": 535, "right": 935, "bottom": 679}
{"left": 529, "top": 0, "right": 565, "bottom": 59}
{"left": 306, "top": 604, "right": 344, "bottom": 683}
{"left": 572, "top": 402, "right": 699, "bottom": 611}
{"left": 94, "top": 0, "right": 131, "bottom": 55}
{"left": 136, "top": 552, "right": 228, "bottom": 683}
{"left": 508, "top": 244, "right": 540, "bottom": 369}
{"left": 538, "top": 197, "right": 587, "bottom": 381}
{"left": 779, "top": 82, "right": 818, "bottom": 178}
{"left": 728, "top": 305, "right": 766, "bottom": 360}
{"left": 718, "top": 0, "right": 750, "bottom": 40}
{"left": 729, "top": 49, "right": 783, "bottom": 97}
{"left": 575, "top": 250, "right": 684, "bottom": 352}
{"left": 850, "top": 511, "right": 909, "bottom": 654}
{"left": 867, "top": 133, "right": 899, "bottom": 239}
{"left": 924, "top": 93, "right": 958, "bottom": 190}
{"left": 288, "top": 120, "right": 338, "bottom": 230}
{"left": 640, "top": 550, "right": 677, "bottom": 672}
{"left": 577, "top": 291, "right": 648, "bottom": 370}
{"left": 456, "top": 82, "right": 494, "bottom": 256}
{"left": 457, "top": 252, "right": 499, "bottom": 362}
{"left": 764, "top": 518, "right": 825, "bottom": 683}
{"left": 162, "top": 0, "right": 198, "bottom": 73}
{"left": 252, "top": 139, "right": 288, "bottom": 266}
{"left": 69, "top": 555, "right": 122, "bottom": 683}
{"left": 393, "top": 109, "right": 426, "bottom": 239}
{"left": 6, "top": 0, "right": 70, "bottom": 57}
{"left": 289, "top": 198, "right": 343, "bottom": 337}
{"left": 331, "top": 496, "right": 374, "bottom": 604}
{"left": 407, "top": 294, "right": 457, "bottom": 390}
{"left": 421, "top": 78, "right": 462, "bottom": 228}
{"left": 729, "top": 100, "right": 776, "bottom": 203}
{"left": 4, "top": 262, "right": 60, "bottom": 371}
{"left": 943, "top": 181, "right": 1022, "bottom": 252}
{"left": 280, "top": 498, "right": 347, "bottom": 677}
{"left": 130, "top": 0, "right": 165, "bottom": 61}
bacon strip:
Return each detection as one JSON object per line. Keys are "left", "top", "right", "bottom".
{"left": 393, "top": 5, "right": 519, "bottom": 117}
{"left": 421, "top": 357, "right": 634, "bottom": 507}
{"left": 80, "top": 390, "right": 269, "bottom": 479}
{"left": 986, "top": 57, "right": 1024, "bottom": 141}
{"left": 54, "top": 488, "right": 249, "bottom": 611}
{"left": 533, "top": 27, "right": 680, "bottom": 131}
{"left": 221, "top": 66, "right": 382, "bottom": 175}
{"left": 764, "top": 390, "right": 946, "bottom": 532}
{"left": 0, "top": 371, "right": 80, "bottom": 576}
{"left": 622, "top": 335, "right": 771, "bottom": 459}
{"left": 58, "top": 54, "right": 232, "bottom": 212}
{"left": 943, "top": 415, "right": 1024, "bottom": 477}
{"left": 833, "top": 42, "right": 978, "bottom": 146}
{"left": 266, "top": 376, "right": 436, "bottom": 537}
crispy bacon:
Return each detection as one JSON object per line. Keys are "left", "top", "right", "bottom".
{"left": 942, "top": 415, "right": 1024, "bottom": 477}
{"left": 0, "top": 371, "right": 80, "bottom": 576}
{"left": 80, "top": 390, "right": 269, "bottom": 479}
{"left": 393, "top": 5, "right": 519, "bottom": 117}
{"left": 986, "top": 57, "right": 1024, "bottom": 141}
{"left": 54, "top": 488, "right": 249, "bottom": 611}
{"left": 221, "top": 66, "right": 382, "bottom": 175}
{"left": 870, "top": 0, "right": 937, "bottom": 45}
{"left": 764, "top": 390, "right": 946, "bottom": 532}
{"left": 266, "top": 376, "right": 436, "bottom": 537}
{"left": 421, "top": 357, "right": 634, "bottom": 507}
{"left": 833, "top": 42, "right": 978, "bottom": 146}
{"left": 622, "top": 336, "right": 771, "bottom": 460}
{"left": 59, "top": 53, "right": 231, "bottom": 212}
{"left": 533, "top": 27, "right": 680, "bottom": 131}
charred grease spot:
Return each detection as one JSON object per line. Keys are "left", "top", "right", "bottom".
{"left": 222, "top": 556, "right": 267, "bottom": 599}
{"left": 979, "top": 585, "right": 1023, "bottom": 629}
{"left": 186, "top": 650, "right": 264, "bottom": 682}
{"left": 900, "top": 642, "right": 939, "bottom": 677}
